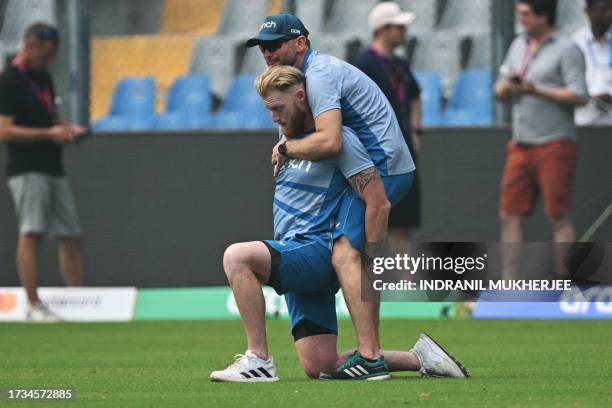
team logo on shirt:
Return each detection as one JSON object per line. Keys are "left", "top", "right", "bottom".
{"left": 281, "top": 159, "right": 313, "bottom": 174}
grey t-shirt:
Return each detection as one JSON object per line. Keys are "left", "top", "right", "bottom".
{"left": 301, "top": 49, "right": 415, "bottom": 176}
{"left": 499, "top": 32, "right": 588, "bottom": 145}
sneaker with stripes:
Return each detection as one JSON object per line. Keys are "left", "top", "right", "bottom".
{"left": 319, "top": 351, "right": 391, "bottom": 380}
{"left": 210, "top": 350, "right": 279, "bottom": 382}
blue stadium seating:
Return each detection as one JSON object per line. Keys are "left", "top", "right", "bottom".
{"left": 413, "top": 71, "right": 442, "bottom": 126}
{"left": 92, "top": 115, "right": 155, "bottom": 131}
{"left": 442, "top": 69, "right": 494, "bottom": 126}
{"left": 212, "top": 110, "right": 245, "bottom": 129}
{"left": 109, "top": 77, "right": 156, "bottom": 117}
{"left": 243, "top": 107, "right": 275, "bottom": 129}
{"left": 155, "top": 111, "right": 212, "bottom": 130}
{"left": 156, "top": 74, "right": 213, "bottom": 130}
{"left": 220, "top": 74, "right": 274, "bottom": 129}
{"left": 93, "top": 77, "right": 156, "bottom": 131}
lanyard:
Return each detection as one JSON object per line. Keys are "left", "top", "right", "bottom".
{"left": 370, "top": 46, "right": 407, "bottom": 107}
{"left": 585, "top": 35, "right": 612, "bottom": 70}
{"left": 520, "top": 44, "right": 533, "bottom": 77}
{"left": 10, "top": 60, "right": 56, "bottom": 117}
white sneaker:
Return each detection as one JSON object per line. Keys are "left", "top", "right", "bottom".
{"left": 411, "top": 333, "right": 469, "bottom": 378}
{"left": 210, "top": 350, "right": 279, "bottom": 382}
{"left": 26, "top": 302, "right": 61, "bottom": 322}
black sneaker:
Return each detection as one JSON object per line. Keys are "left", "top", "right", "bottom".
{"left": 319, "top": 351, "right": 391, "bottom": 380}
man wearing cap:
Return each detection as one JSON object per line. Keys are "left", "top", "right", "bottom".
{"left": 245, "top": 13, "right": 417, "bottom": 380}
{"left": 210, "top": 65, "right": 468, "bottom": 383}
{"left": 351, "top": 2, "right": 423, "bottom": 248}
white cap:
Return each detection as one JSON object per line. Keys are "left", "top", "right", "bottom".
{"left": 368, "top": 2, "right": 416, "bottom": 32}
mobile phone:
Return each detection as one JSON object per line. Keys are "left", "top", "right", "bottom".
{"left": 510, "top": 74, "right": 522, "bottom": 84}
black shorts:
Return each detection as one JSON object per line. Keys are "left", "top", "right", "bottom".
{"left": 389, "top": 168, "right": 421, "bottom": 228}
{"left": 292, "top": 319, "right": 337, "bottom": 341}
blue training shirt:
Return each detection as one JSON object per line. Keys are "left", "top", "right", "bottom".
{"left": 273, "top": 126, "right": 372, "bottom": 246}
{"left": 301, "top": 49, "right": 416, "bottom": 177}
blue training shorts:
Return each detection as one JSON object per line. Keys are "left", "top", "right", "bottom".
{"left": 333, "top": 171, "right": 414, "bottom": 251}
{"left": 263, "top": 238, "right": 339, "bottom": 335}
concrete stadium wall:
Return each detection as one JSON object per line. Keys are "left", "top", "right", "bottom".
{"left": 1, "top": 128, "right": 610, "bottom": 287}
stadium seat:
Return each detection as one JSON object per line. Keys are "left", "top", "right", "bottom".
{"left": 443, "top": 69, "right": 493, "bottom": 126}
{"left": 217, "top": 0, "right": 269, "bottom": 35}
{"left": 160, "top": 0, "right": 224, "bottom": 34}
{"left": 155, "top": 111, "right": 212, "bottom": 130}
{"left": 221, "top": 74, "right": 261, "bottom": 111}
{"left": 295, "top": 0, "right": 327, "bottom": 33}
{"left": 91, "top": 35, "right": 194, "bottom": 121}
{"left": 109, "top": 77, "right": 156, "bottom": 117}
{"left": 242, "top": 106, "right": 276, "bottom": 129}
{"left": 92, "top": 114, "right": 156, "bottom": 132}
{"left": 438, "top": 0, "right": 492, "bottom": 30}
{"left": 92, "top": 77, "right": 157, "bottom": 131}
{"left": 155, "top": 74, "right": 213, "bottom": 129}
{"left": 398, "top": 0, "right": 437, "bottom": 34}
{"left": 412, "top": 31, "right": 461, "bottom": 94}
{"left": 190, "top": 35, "right": 239, "bottom": 98}
{"left": 326, "top": 0, "right": 373, "bottom": 34}
{"left": 218, "top": 74, "right": 275, "bottom": 129}
{"left": 212, "top": 110, "right": 245, "bottom": 129}
{"left": 413, "top": 71, "right": 442, "bottom": 126}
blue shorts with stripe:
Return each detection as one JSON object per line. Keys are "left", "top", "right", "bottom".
{"left": 264, "top": 238, "right": 339, "bottom": 334}
{"left": 333, "top": 171, "right": 415, "bottom": 251}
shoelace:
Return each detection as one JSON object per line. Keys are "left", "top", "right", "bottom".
{"left": 226, "top": 353, "right": 250, "bottom": 370}
{"left": 338, "top": 352, "right": 360, "bottom": 371}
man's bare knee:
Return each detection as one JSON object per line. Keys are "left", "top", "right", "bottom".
{"left": 332, "top": 237, "right": 360, "bottom": 272}
{"left": 301, "top": 356, "right": 337, "bottom": 379}
{"left": 223, "top": 243, "right": 248, "bottom": 281}
{"left": 223, "top": 242, "right": 270, "bottom": 284}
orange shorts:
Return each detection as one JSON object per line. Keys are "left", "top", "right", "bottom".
{"left": 500, "top": 139, "right": 577, "bottom": 218}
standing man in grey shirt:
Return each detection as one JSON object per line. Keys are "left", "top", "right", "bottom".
{"left": 494, "top": 0, "right": 588, "bottom": 275}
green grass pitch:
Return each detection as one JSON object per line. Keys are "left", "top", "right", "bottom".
{"left": 1, "top": 319, "right": 611, "bottom": 407}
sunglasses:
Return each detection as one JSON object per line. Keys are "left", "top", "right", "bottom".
{"left": 27, "top": 28, "right": 59, "bottom": 43}
{"left": 259, "top": 37, "right": 296, "bottom": 52}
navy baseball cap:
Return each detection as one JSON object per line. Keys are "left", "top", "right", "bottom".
{"left": 246, "top": 13, "right": 309, "bottom": 47}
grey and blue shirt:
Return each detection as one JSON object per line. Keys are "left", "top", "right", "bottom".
{"left": 301, "top": 49, "right": 415, "bottom": 177}
{"left": 274, "top": 126, "right": 371, "bottom": 247}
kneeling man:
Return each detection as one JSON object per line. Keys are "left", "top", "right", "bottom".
{"left": 210, "top": 65, "right": 468, "bottom": 382}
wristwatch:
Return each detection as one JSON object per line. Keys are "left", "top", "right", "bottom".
{"left": 278, "top": 141, "right": 288, "bottom": 156}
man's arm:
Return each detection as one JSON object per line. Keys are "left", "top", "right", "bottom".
{"left": 530, "top": 85, "right": 587, "bottom": 106}
{"left": 348, "top": 167, "right": 391, "bottom": 252}
{"left": 507, "top": 81, "right": 588, "bottom": 106}
{"left": 494, "top": 80, "right": 513, "bottom": 102}
{"left": 282, "top": 109, "right": 342, "bottom": 160}
{"left": 0, "top": 115, "right": 80, "bottom": 143}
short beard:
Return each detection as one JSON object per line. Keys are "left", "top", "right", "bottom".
{"left": 282, "top": 104, "right": 307, "bottom": 137}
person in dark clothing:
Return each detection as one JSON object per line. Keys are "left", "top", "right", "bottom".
{"left": 351, "top": 1, "right": 423, "bottom": 246}
{"left": 0, "top": 22, "right": 86, "bottom": 321}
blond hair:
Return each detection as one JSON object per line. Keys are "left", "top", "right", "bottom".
{"left": 254, "top": 65, "right": 305, "bottom": 98}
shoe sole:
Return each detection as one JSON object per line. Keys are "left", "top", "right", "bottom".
{"left": 210, "top": 375, "right": 279, "bottom": 383}
{"left": 319, "top": 373, "right": 391, "bottom": 381}
{"left": 421, "top": 332, "right": 470, "bottom": 378}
